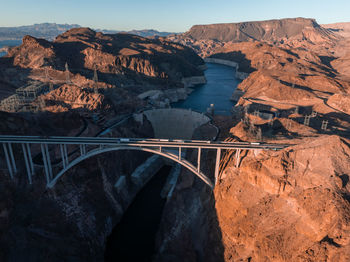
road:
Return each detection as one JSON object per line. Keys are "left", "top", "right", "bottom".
{"left": 0, "top": 136, "right": 291, "bottom": 150}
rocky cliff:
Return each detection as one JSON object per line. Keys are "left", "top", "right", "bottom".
{"left": 215, "top": 135, "right": 350, "bottom": 261}
{"left": 169, "top": 18, "right": 338, "bottom": 58}
{"left": 0, "top": 27, "right": 205, "bottom": 113}
{"left": 184, "top": 18, "right": 335, "bottom": 43}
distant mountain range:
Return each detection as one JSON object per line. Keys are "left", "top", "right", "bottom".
{"left": 98, "top": 29, "right": 176, "bottom": 37}
{"left": 0, "top": 23, "right": 177, "bottom": 41}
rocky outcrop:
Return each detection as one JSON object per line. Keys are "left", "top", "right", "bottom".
{"left": 327, "top": 93, "right": 350, "bottom": 114}
{"left": 215, "top": 135, "right": 350, "bottom": 261}
{"left": 1, "top": 28, "right": 205, "bottom": 98}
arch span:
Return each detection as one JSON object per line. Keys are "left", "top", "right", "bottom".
{"left": 47, "top": 146, "right": 214, "bottom": 189}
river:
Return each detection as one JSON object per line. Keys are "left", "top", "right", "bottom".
{"left": 172, "top": 62, "right": 241, "bottom": 115}
{"left": 0, "top": 40, "right": 22, "bottom": 57}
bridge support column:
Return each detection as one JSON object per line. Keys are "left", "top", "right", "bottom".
{"left": 21, "top": 143, "right": 32, "bottom": 184}
{"left": 2, "top": 143, "right": 14, "bottom": 179}
{"left": 60, "top": 144, "right": 67, "bottom": 168}
{"left": 197, "top": 147, "right": 201, "bottom": 172}
{"left": 80, "top": 144, "right": 86, "bottom": 156}
{"left": 41, "top": 144, "right": 53, "bottom": 184}
{"left": 236, "top": 149, "right": 241, "bottom": 168}
{"left": 178, "top": 147, "right": 182, "bottom": 160}
{"left": 26, "top": 144, "right": 34, "bottom": 175}
{"left": 7, "top": 143, "right": 17, "bottom": 174}
{"left": 214, "top": 148, "right": 221, "bottom": 185}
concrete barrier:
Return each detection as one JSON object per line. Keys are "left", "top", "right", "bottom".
{"left": 143, "top": 108, "right": 211, "bottom": 139}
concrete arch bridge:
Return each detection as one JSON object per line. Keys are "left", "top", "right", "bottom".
{"left": 0, "top": 136, "right": 289, "bottom": 189}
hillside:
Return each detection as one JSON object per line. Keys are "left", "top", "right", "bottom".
{"left": 169, "top": 18, "right": 338, "bottom": 57}
{"left": 183, "top": 18, "right": 335, "bottom": 43}
{"left": 323, "top": 22, "right": 350, "bottom": 38}
{"left": 0, "top": 27, "right": 204, "bottom": 113}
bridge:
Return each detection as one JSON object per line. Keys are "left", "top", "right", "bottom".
{"left": 0, "top": 136, "right": 290, "bottom": 189}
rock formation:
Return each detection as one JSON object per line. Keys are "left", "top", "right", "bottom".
{"left": 0, "top": 27, "right": 205, "bottom": 113}
{"left": 154, "top": 17, "right": 350, "bottom": 262}
{"left": 2, "top": 17, "right": 350, "bottom": 262}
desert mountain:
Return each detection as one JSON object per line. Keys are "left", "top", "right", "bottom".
{"left": 99, "top": 29, "right": 176, "bottom": 38}
{"left": 183, "top": 18, "right": 336, "bottom": 43}
{"left": 6, "top": 27, "right": 203, "bottom": 79}
{"left": 0, "top": 27, "right": 204, "bottom": 112}
{"left": 169, "top": 18, "right": 338, "bottom": 58}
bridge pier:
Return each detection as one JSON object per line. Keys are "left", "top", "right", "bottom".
{"left": 236, "top": 149, "right": 241, "bottom": 168}
{"left": 41, "top": 144, "right": 53, "bottom": 184}
{"left": 2, "top": 143, "right": 15, "bottom": 179}
{"left": 80, "top": 144, "right": 86, "bottom": 156}
{"left": 60, "top": 144, "right": 69, "bottom": 168}
{"left": 21, "top": 143, "right": 33, "bottom": 184}
{"left": 26, "top": 144, "right": 34, "bottom": 175}
{"left": 197, "top": 147, "right": 201, "bottom": 173}
{"left": 214, "top": 148, "right": 221, "bottom": 185}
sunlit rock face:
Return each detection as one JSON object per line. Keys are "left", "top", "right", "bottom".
{"left": 215, "top": 135, "right": 350, "bottom": 261}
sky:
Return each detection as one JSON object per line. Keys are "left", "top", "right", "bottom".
{"left": 0, "top": 0, "right": 349, "bottom": 32}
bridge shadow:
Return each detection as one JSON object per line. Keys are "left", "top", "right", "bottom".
{"left": 151, "top": 125, "right": 226, "bottom": 261}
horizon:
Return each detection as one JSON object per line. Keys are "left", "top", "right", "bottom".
{"left": 0, "top": 17, "right": 349, "bottom": 34}
{"left": 1, "top": 0, "right": 350, "bottom": 32}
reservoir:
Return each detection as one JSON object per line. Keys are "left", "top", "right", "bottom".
{"left": 0, "top": 40, "right": 22, "bottom": 57}
{"left": 173, "top": 62, "right": 241, "bottom": 115}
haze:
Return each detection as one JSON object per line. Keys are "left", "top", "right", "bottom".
{"left": 0, "top": 0, "right": 349, "bottom": 32}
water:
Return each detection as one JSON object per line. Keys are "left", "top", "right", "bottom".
{"left": 0, "top": 40, "right": 22, "bottom": 57}
{"left": 172, "top": 62, "right": 241, "bottom": 115}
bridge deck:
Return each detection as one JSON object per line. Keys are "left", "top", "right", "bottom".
{"left": 0, "top": 136, "right": 292, "bottom": 189}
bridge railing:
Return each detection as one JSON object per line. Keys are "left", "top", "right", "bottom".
{"left": 0, "top": 136, "right": 290, "bottom": 189}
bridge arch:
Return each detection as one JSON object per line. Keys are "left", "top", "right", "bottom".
{"left": 47, "top": 146, "right": 214, "bottom": 189}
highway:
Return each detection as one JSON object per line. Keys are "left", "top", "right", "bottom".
{"left": 0, "top": 135, "right": 291, "bottom": 150}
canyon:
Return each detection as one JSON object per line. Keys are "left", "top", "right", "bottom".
{"left": 1, "top": 17, "right": 350, "bottom": 262}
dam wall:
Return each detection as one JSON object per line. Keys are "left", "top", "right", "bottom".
{"left": 139, "top": 108, "right": 211, "bottom": 139}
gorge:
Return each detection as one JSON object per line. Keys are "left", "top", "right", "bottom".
{"left": 1, "top": 16, "right": 350, "bottom": 262}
